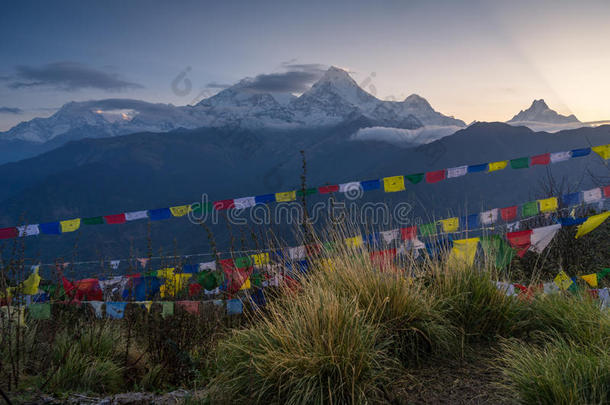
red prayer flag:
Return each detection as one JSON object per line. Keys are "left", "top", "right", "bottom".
{"left": 104, "top": 213, "right": 126, "bottom": 224}
{"left": 370, "top": 248, "right": 397, "bottom": 271}
{"left": 188, "top": 283, "right": 203, "bottom": 297}
{"left": 306, "top": 243, "right": 321, "bottom": 256}
{"left": 506, "top": 230, "right": 532, "bottom": 257}
{"left": 603, "top": 185, "right": 610, "bottom": 198}
{"left": 318, "top": 185, "right": 339, "bottom": 194}
{"left": 220, "top": 258, "right": 252, "bottom": 294}
{"left": 400, "top": 226, "right": 417, "bottom": 240}
{"left": 531, "top": 153, "right": 550, "bottom": 166}
{"left": 176, "top": 301, "right": 199, "bottom": 314}
{"left": 213, "top": 199, "right": 235, "bottom": 210}
{"left": 501, "top": 206, "right": 518, "bottom": 221}
{"left": 0, "top": 227, "right": 18, "bottom": 239}
{"left": 425, "top": 169, "right": 446, "bottom": 183}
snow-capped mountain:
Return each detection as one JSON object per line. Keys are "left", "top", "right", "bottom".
{"left": 508, "top": 99, "right": 579, "bottom": 124}
{"left": 0, "top": 67, "right": 467, "bottom": 163}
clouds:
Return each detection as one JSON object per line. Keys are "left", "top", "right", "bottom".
{"left": 351, "top": 126, "right": 462, "bottom": 146}
{"left": 7, "top": 62, "right": 143, "bottom": 91}
{"left": 239, "top": 63, "right": 327, "bottom": 93}
{"left": 0, "top": 107, "right": 22, "bottom": 114}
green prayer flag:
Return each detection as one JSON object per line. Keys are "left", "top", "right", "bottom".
{"left": 297, "top": 188, "right": 317, "bottom": 197}
{"left": 28, "top": 303, "right": 51, "bottom": 320}
{"left": 161, "top": 302, "right": 174, "bottom": 318}
{"left": 598, "top": 268, "right": 610, "bottom": 280}
{"left": 250, "top": 272, "right": 264, "bottom": 287}
{"left": 480, "top": 235, "right": 515, "bottom": 269}
{"left": 323, "top": 241, "right": 336, "bottom": 252}
{"left": 82, "top": 216, "right": 104, "bottom": 225}
{"left": 405, "top": 173, "right": 424, "bottom": 184}
{"left": 234, "top": 256, "right": 253, "bottom": 268}
{"left": 510, "top": 157, "right": 529, "bottom": 169}
{"left": 197, "top": 271, "right": 222, "bottom": 290}
{"left": 191, "top": 202, "right": 213, "bottom": 214}
{"left": 521, "top": 201, "right": 539, "bottom": 217}
{"left": 419, "top": 222, "right": 437, "bottom": 236}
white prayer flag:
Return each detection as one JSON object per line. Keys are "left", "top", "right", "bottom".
{"left": 380, "top": 229, "right": 400, "bottom": 244}
{"left": 583, "top": 188, "right": 602, "bottom": 203}
{"left": 339, "top": 182, "right": 361, "bottom": 193}
{"left": 17, "top": 224, "right": 40, "bottom": 237}
{"left": 447, "top": 165, "right": 468, "bottom": 178}
{"left": 233, "top": 197, "right": 256, "bottom": 209}
{"left": 480, "top": 209, "right": 498, "bottom": 225}
{"left": 289, "top": 246, "right": 307, "bottom": 260}
{"left": 529, "top": 224, "right": 561, "bottom": 253}
{"left": 125, "top": 210, "right": 148, "bottom": 221}
{"left": 550, "top": 151, "right": 571, "bottom": 163}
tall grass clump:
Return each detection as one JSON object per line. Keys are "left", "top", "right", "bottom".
{"left": 307, "top": 243, "right": 456, "bottom": 365}
{"left": 500, "top": 337, "right": 610, "bottom": 405}
{"left": 210, "top": 289, "right": 397, "bottom": 404}
{"left": 428, "top": 260, "right": 528, "bottom": 343}
{"left": 47, "top": 322, "right": 125, "bottom": 394}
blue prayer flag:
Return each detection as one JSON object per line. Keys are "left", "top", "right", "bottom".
{"left": 571, "top": 148, "right": 591, "bottom": 158}
{"left": 39, "top": 222, "right": 61, "bottom": 235}
{"left": 182, "top": 264, "right": 198, "bottom": 274}
{"left": 226, "top": 298, "right": 243, "bottom": 315}
{"left": 255, "top": 194, "right": 276, "bottom": 204}
{"left": 467, "top": 163, "right": 488, "bottom": 173}
{"left": 148, "top": 208, "right": 171, "bottom": 221}
{"left": 360, "top": 179, "right": 381, "bottom": 191}
{"left": 558, "top": 217, "right": 586, "bottom": 226}
{"left": 562, "top": 192, "right": 582, "bottom": 206}
{"left": 460, "top": 214, "right": 480, "bottom": 230}
{"left": 106, "top": 302, "right": 127, "bottom": 319}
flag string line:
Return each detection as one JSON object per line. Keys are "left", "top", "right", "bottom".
{"left": 19, "top": 187, "right": 609, "bottom": 269}
{"left": 2, "top": 143, "right": 608, "bottom": 237}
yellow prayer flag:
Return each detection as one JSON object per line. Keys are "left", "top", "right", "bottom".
{"left": 239, "top": 277, "right": 251, "bottom": 290}
{"left": 60, "top": 218, "right": 81, "bottom": 233}
{"left": 345, "top": 235, "right": 363, "bottom": 248}
{"left": 157, "top": 267, "right": 175, "bottom": 279}
{"left": 170, "top": 205, "right": 191, "bottom": 217}
{"left": 538, "top": 197, "right": 558, "bottom": 213}
{"left": 448, "top": 237, "right": 480, "bottom": 267}
{"left": 317, "top": 258, "right": 336, "bottom": 272}
{"left": 592, "top": 144, "right": 610, "bottom": 160}
{"left": 275, "top": 191, "right": 296, "bottom": 202}
{"left": 439, "top": 217, "right": 459, "bottom": 232}
{"left": 160, "top": 272, "right": 192, "bottom": 297}
{"left": 554, "top": 270, "right": 573, "bottom": 290}
{"left": 383, "top": 175, "right": 405, "bottom": 192}
{"left": 21, "top": 266, "right": 41, "bottom": 295}
{"left": 580, "top": 273, "right": 598, "bottom": 288}
{"left": 575, "top": 211, "right": 610, "bottom": 239}
{"left": 488, "top": 161, "right": 508, "bottom": 172}
{"left": 0, "top": 306, "right": 25, "bottom": 327}
{"left": 251, "top": 252, "right": 270, "bottom": 266}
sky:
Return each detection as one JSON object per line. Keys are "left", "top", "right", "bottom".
{"left": 1, "top": 0, "right": 610, "bottom": 130}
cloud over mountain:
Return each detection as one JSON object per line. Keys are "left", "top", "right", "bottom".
{"left": 0, "top": 107, "right": 22, "bottom": 114}
{"left": 8, "top": 61, "right": 143, "bottom": 91}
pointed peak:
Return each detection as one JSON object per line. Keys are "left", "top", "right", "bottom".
{"left": 508, "top": 99, "right": 580, "bottom": 124}
{"left": 531, "top": 99, "right": 549, "bottom": 109}
{"left": 318, "top": 66, "right": 357, "bottom": 84}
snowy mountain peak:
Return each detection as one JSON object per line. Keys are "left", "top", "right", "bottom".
{"left": 508, "top": 99, "right": 580, "bottom": 124}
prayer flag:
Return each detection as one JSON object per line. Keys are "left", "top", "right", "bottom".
{"left": 529, "top": 224, "right": 561, "bottom": 253}
{"left": 521, "top": 201, "right": 539, "bottom": 217}
{"left": 447, "top": 165, "right": 467, "bottom": 178}
{"left": 176, "top": 301, "right": 199, "bottom": 314}
{"left": 405, "top": 173, "right": 425, "bottom": 184}
{"left": 227, "top": 299, "right": 243, "bottom": 315}
{"left": 339, "top": 182, "right": 361, "bottom": 193}
{"left": 603, "top": 185, "right": 610, "bottom": 198}
{"left": 106, "top": 302, "right": 126, "bottom": 319}
{"left": 562, "top": 192, "right": 582, "bottom": 206}
{"left": 289, "top": 246, "right": 307, "bottom": 260}
{"left": 235, "top": 256, "right": 253, "bottom": 268}
{"left": 82, "top": 217, "right": 104, "bottom": 225}
{"left": 60, "top": 218, "right": 81, "bottom": 233}
{"left": 125, "top": 210, "right": 148, "bottom": 221}
{"left": 28, "top": 303, "right": 51, "bottom": 320}
{"left": 583, "top": 188, "right": 602, "bottom": 203}
{"left": 580, "top": 273, "right": 598, "bottom": 288}
{"left": 480, "top": 208, "right": 498, "bottom": 225}
{"left": 419, "top": 223, "right": 436, "bottom": 237}
{"left": 480, "top": 235, "right": 515, "bottom": 269}
{"left": 575, "top": 211, "right": 610, "bottom": 239}
{"left": 104, "top": 213, "right": 126, "bottom": 224}
{"left": 0, "top": 227, "right": 18, "bottom": 239}
{"left": 213, "top": 199, "right": 235, "bottom": 210}
{"left": 345, "top": 235, "right": 363, "bottom": 248}
{"left": 161, "top": 302, "right": 174, "bottom": 318}
{"left": 538, "top": 197, "right": 558, "bottom": 213}
{"left": 275, "top": 191, "right": 296, "bottom": 202}
{"left": 448, "top": 237, "right": 480, "bottom": 267}
{"left": 170, "top": 205, "right": 191, "bottom": 217}
{"left": 550, "top": 151, "right": 571, "bottom": 163}
{"left": 148, "top": 208, "right": 171, "bottom": 221}
{"left": 467, "top": 163, "right": 488, "bottom": 173}
{"left": 592, "top": 144, "right": 610, "bottom": 159}
{"left": 17, "top": 224, "right": 40, "bottom": 237}
{"left": 383, "top": 175, "right": 405, "bottom": 192}
{"left": 488, "top": 161, "right": 508, "bottom": 172}
{"left": 571, "top": 147, "right": 591, "bottom": 157}
{"left": 191, "top": 202, "right": 213, "bottom": 214}
{"left": 360, "top": 179, "right": 381, "bottom": 190}
{"left": 531, "top": 153, "right": 550, "bottom": 166}
{"left": 21, "top": 266, "right": 41, "bottom": 295}
{"left": 318, "top": 185, "right": 339, "bottom": 194}
{"left": 400, "top": 226, "right": 417, "bottom": 240}
{"left": 507, "top": 229, "right": 533, "bottom": 257}
{"left": 439, "top": 217, "right": 459, "bottom": 232}
{"left": 554, "top": 271, "right": 573, "bottom": 290}
{"left": 425, "top": 170, "right": 446, "bottom": 183}
{"left": 461, "top": 214, "right": 479, "bottom": 230}
{"left": 510, "top": 157, "right": 529, "bottom": 169}
{"left": 109, "top": 260, "right": 120, "bottom": 270}
{"left": 254, "top": 194, "right": 275, "bottom": 204}
{"left": 380, "top": 229, "right": 400, "bottom": 244}
{"left": 251, "top": 253, "right": 270, "bottom": 266}
{"left": 297, "top": 188, "right": 317, "bottom": 196}
{"left": 137, "top": 258, "right": 149, "bottom": 268}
